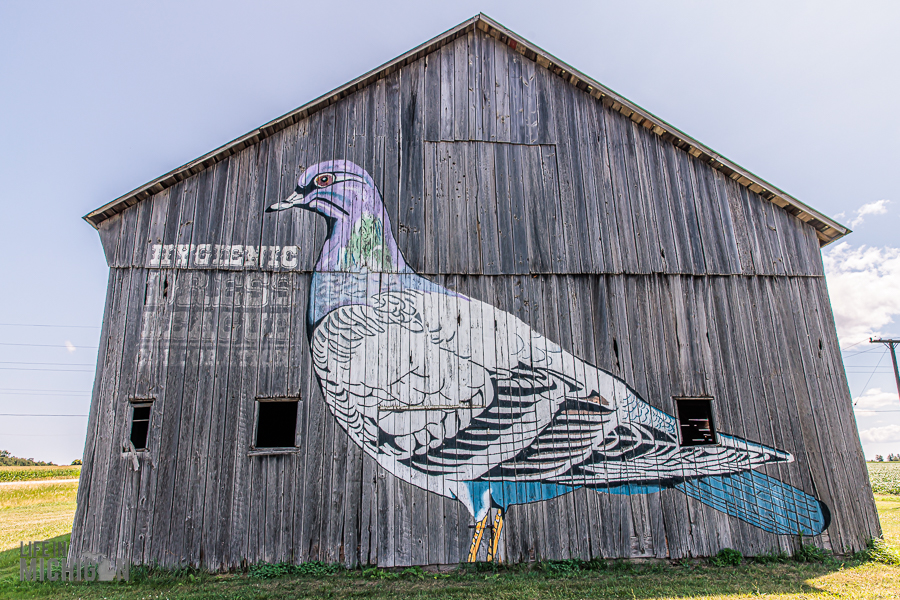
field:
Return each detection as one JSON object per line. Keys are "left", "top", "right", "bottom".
{"left": 0, "top": 465, "right": 897, "bottom": 599}
{"left": 0, "top": 466, "right": 81, "bottom": 484}
{"left": 0, "top": 482, "right": 78, "bottom": 553}
{"left": 868, "top": 462, "right": 900, "bottom": 495}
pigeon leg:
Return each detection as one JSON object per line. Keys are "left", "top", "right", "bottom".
{"left": 485, "top": 509, "right": 504, "bottom": 562}
{"left": 467, "top": 512, "right": 491, "bottom": 562}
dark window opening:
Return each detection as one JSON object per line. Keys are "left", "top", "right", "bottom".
{"left": 255, "top": 400, "right": 299, "bottom": 448}
{"left": 675, "top": 397, "right": 717, "bottom": 446}
{"left": 130, "top": 403, "right": 152, "bottom": 450}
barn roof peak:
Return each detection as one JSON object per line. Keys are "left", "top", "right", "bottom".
{"left": 84, "top": 13, "right": 848, "bottom": 245}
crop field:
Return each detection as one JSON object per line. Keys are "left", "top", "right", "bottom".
{"left": 868, "top": 462, "right": 900, "bottom": 495}
{"left": 0, "top": 466, "right": 81, "bottom": 484}
{"left": 0, "top": 466, "right": 896, "bottom": 599}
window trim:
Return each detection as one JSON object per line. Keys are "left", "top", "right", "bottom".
{"left": 673, "top": 396, "right": 718, "bottom": 447}
{"left": 125, "top": 398, "right": 154, "bottom": 454}
{"left": 250, "top": 396, "right": 301, "bottom": 455}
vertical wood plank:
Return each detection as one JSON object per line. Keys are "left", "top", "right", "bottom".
{"left": 453, "top": 35, "right": 468, "bottom": 141}
{"left": 399, "top": 59, "right": 426, "bottom": 273}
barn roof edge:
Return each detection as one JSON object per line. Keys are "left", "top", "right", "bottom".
{"left": 83, "top": 13, "right": 849, "bottom": 246}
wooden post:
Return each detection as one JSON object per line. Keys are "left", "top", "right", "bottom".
{"left": 870, "top": 338, "right": 900, "bottom": 403}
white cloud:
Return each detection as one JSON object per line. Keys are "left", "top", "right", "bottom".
{"left": 65, "top": 341, "right": 76, "bottom": 353}
{"left": 854, "top": 388, "right": 899, "bottom": 414}
{"left": 823, "top": 243, "right": 900, "bottom": 346}
{"left": 860, "top": 424, "right": 900, "bottom": 444}
{"left": 849, "top": 199, "right": 890, "bottom": 228}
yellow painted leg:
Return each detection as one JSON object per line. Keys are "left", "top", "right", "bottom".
{"left": 486, "top": 509, "right": 504, "bottom": 562}
{"left": 467, "top": 513, "right": 491, "bottom": 562}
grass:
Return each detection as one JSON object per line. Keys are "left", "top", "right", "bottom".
{"left": 0, "top": 482, "right": 78, "bottom": 553}
{"left": 0, "top": 469, "right": 897, "bottom": 598}
{"left": 0, "top": 467, "right": 81, "bottom": 484}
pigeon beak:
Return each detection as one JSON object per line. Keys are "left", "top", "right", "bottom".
{"left": 266, "top": 191, "right": 304, "bottom": 212}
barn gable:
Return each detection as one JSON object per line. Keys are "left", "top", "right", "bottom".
{"left": 86, "top": 14, "right": 846, "bottom": 248}
{"left": 72, "top": 14, "right": 876, "bottom": 571}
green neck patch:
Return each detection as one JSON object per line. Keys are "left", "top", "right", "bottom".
{"left": 339, "top": 214, "right": 393, "bottom": 272}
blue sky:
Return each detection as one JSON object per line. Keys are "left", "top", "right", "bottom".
{"left": 1, "top": 0, "right": 898, "bottom": 463}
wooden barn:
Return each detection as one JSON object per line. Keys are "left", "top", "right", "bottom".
{"left": 72, "top": 14, "right": 879, "bottom": 570}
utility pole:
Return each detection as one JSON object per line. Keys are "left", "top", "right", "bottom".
{"left": 870, "top": 338, "right": 900, "bottom": 401}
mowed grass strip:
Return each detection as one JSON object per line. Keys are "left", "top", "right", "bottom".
{"left": 876, "top": 493, "right": 900, "bottom": 546}
{"left": 0, "top": 467, "right": 81, "bottom": 484}
{"left": 0, "top": 554, "right": 898, "bottom": 600}
{"left": 0, "top": 482, "right": 78, "bottom": 553}
{"left": 0, "top": 472, "right": 896, "bottom": 598}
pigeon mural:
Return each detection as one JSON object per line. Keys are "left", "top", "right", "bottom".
{"left": 266, "top": 159, "right": 830, "bottom": 562}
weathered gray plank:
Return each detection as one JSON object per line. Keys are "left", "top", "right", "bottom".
{"left": 478, "top": 31, "right": 496, "bottom": 142}
{"left": 474, "top": 142, "right": 501, "bottom": 274}
{"left": 491, "top": 38, "right": 511, "bottom": 143}
{"left": 438, "top": 42, "right": 454, "bottom": 142}
{"left": 424, "top": 51, "right": 441, "bottom": 141}
{"left": 506, "top": 144, "right": 530, "bottom": 274}
{"left": 659, "top": 144, "right": 705, "bottom": 275}
{"left": 398, "top": 59, "right": 426, "bottom": 274}
{"left": 507, "top": 48, "right": 526, "bottom": 144}
{"left": 453, "top": 35, "right": 468, "bottom": 141}
{"left": 598, "top": 105, "right": 640, "bottom": 274}
{"left": 556, "top": 81, "right": 596, "bottom": 273}
{"left": 538, "top": 145, "right": 570, "bottom": 274}
{"left": 467, "top": 32, "right": 481, "bottom": 140}
{"left": 579, "top": 98, "right": 620, "bottom": 274}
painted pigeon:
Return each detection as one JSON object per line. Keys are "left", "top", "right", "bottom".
{"left": 267, "top": 159, "right": 830, "bottom": 561}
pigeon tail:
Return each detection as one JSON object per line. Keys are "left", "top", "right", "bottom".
{"left": 675, "top": 470, "right": 830, "bottom": 536}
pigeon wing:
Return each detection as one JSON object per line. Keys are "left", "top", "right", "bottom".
{"left": 310, "top": 285, "right": 591, "bottom": 488}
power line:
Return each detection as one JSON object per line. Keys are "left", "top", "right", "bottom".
{"left": 0, "top": 343, "right": 98, "bottom": 349}
{"left": 0, "top": 393, "right": 89, "bottom": 398}
{"left": 0, "top": 432, "right": 85, "bottom": 437}
{"left": 0, "top": 368, "right": 95, "bottom": 372}
{"left": 842, "top": 347, "right": 882, "bottom": 358}
{"left": 854, "top": 349, "right": 888, "bottom": 404}
{"left": 0, "top": 414, "right": 88, "bottom": 417}
{"left": 0, "top": 361, "right": 97, "bottom": 366}
{"left": 0, "top": 323, "right": 99, "bottom": 329}
{"left": 840, "top": 340, "right": 867, "bottom": 352}
{"left": 0, "top": 388, "right": 91, "bottom": 393}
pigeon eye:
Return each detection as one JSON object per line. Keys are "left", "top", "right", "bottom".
{"left": 314, "top": 173, "right": 335, "bottom": 188}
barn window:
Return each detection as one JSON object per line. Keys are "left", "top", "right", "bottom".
{"left": 675, "top": 397, "right": 717, "bottom": 446}
{"left": 254, "top": 399, "right": 299, "bottom": 449}
{"left": 129, "top": 401, "right": 153, "bottom": 451}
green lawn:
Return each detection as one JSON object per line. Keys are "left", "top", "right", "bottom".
{"left": 0, "top": 482, "right": 78, "bottom": 553}
{"left": 0, "top": 467, "right": 897, "bottom": 599}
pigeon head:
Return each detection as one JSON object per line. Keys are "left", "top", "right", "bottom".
{"left": 267, "top": 159, "right": 377, "bottom": 221}
{"left": 267, "top": 159, "right": 407, "bottom": 274}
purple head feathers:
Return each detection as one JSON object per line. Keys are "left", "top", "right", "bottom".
{"left": 267, "top": 160, "right": 407, "bottom": 274}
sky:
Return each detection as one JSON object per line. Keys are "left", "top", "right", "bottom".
{"left": 0, "top": 0, "right": 898, "bottom": 464}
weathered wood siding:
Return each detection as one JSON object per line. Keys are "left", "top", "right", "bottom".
{"left": 72, "top": 29, "right": 877, "bottom": 569}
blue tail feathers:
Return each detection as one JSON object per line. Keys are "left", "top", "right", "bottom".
{"left": 465, "top": 470, "right": 829, "bottom": 536}
{"left": 676, "top": 470, "right": 830, "bottom": 535}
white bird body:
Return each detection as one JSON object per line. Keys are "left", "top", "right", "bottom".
{"left": 267, "top": 159, "right": 829, "bottom": 555}
{"left": 309, "top": 276, "right": 790, "bottom": 519}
